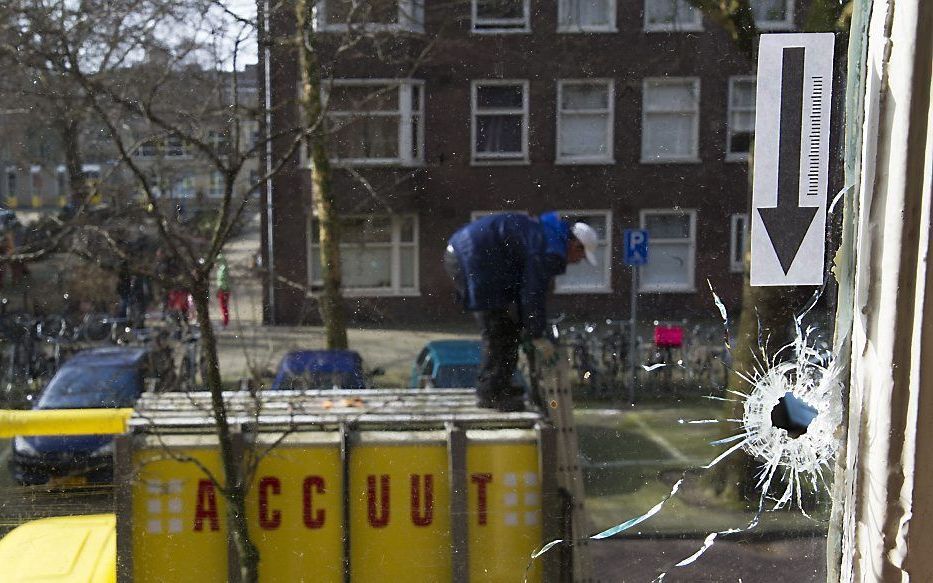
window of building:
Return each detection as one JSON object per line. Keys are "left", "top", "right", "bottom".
{"left": 209, "top": 171, "right": 225, "bottom": 198}
{"left": 730, "top": 213, "right": 748, "bottom": 273}
{"left": 135, "top": 139, "right": 160, "bottom": 158}
{"left": 472, "top": 0, "right": 530, "bottom": 33}
{"left": 644, "top": 0, "right": 702, "bottom": 31}
{"left": 641, "top": 77, "right": 700, "bottom": 163}
{"left": 557, "top": 80, "right": 614, "bottom": 164}
{"left": 727, "top": 76, "right": 756, "bottom": 161}
{"left": 555, "top": 211, "right": 612, "bottom": 293}
{"left": 5, "top": 168, "right": 17, "bottom": 199}
{"left": 752, "top": 0, "right": 794, "bottom": 30}
{"left": 310, "top": 214, "right": 418, "bottom": 295}
{"left": 326, "top": 80, "right": 424, "bottom": 166}
{"left": 316, "top": 0, "right": 424, "bottom": 32}
{"left": 165, "top": 136, "right": 188, "bottom": 158}
{"left": 208, "top": 130, "right": 230, "bottom": 154}
{"left": 558, "top": 0, "right": 616, "bottom": 32}
{"left": 471, "top": 80, "right": 529, "bottom": 164}
{"left": 172, "top": 175, "right": 195, "bottom": 198}
{"left": 639, "top": 209, "right": 696, "bottom": 292}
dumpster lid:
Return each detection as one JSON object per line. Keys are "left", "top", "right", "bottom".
{"left": 131, "top": 388, "right": 543, "bottom": 432}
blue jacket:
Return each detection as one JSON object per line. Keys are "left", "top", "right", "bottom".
{"left": 448, "top": 213, "right": 569, "bottom": 338}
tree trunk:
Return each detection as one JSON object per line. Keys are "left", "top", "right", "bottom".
{"left": 58, "top": 116, "right": 86, "bottom": 205}
{"left": 191, "top": 277, "right": 260, "bottom": 582}
{"left": 296, "top": 0, "right": 349, "bottom": 349}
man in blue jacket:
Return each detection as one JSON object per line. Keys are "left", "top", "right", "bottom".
{"left": 445, "top": 212, "right": 599, "bottom": 411}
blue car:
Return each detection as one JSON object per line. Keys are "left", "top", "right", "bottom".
{"left": 409, "top": 340, "right": 527, "bottom": 389}
{"left": 271, "top": 350, "right": 381, "bottom": 391}
{"left": 8, "top": 347, "right": 163, "bottom": 486}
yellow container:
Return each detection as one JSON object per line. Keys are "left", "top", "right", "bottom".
{"left": 0, "top": 514, "right": 116, "bottom": 583}
{"left": 119, "top": 389, "right": 555, "bottom": 582}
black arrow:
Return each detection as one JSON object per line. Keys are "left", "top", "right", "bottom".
{"left": 758, "top": 46, "right": 818, "bottom": 276}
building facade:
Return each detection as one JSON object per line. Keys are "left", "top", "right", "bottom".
{"left": 263, "top": 0, "right": 805, "bottom": 325}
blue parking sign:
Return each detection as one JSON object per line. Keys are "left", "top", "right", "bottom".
{"left": 624, "top": 229, "right": 649, "bottom": 265}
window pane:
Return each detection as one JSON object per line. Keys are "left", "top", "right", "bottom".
{"left": 399, "top": 216, "right": 415, "bottom": 242}
{"left": 329, "top": 85, "right": 399, "bottom": 111}
{"left": 644, "top": 113, "right": 695, "bottom": 158}
{"left": 645, "top": 213, "right": 690, "bottom": 238}
{"left": 640, "top": 241, "right": 691, "bottom": 287}
{"left": 332, "top": 115, "right": 400, "bottom": 159}
{"left": 730, "top": 80, "right": 756, "bottom": 108}
{"left": 645, "top": 0, "right": 698, "bottom": 26}
{"left": 343, "top": 247, "right": 393, "bottom": 288}
{"left": 645, "top": 82, "right": 696, "bottom": 111}
{"left": 753, "top": 0, "right": 788, "bottom": 22}
{"left": 476, "top": 0, "right": 523, "bottom": 19}
{"left": 476, "top": 85, "right": 524, "bottom": 109}
{"left": 400, "top": 248, "right": 416, "bottom": 287}
{"left": 556, "top": 244, "right": 607, "bottom": 289}
{"left": 560, "top": 115, "right": 609, "bottom": 157}
{"left": 560, "top": 0, "right": 611, "bottom": 27}
{"left": 476, "top": 114, "right": 523, "bottom": 154}
{"left": 342, "top": 216, "right": 393, "bottom": 244}
{"left": 562, "top": 84, "right": 609, "bottom": 110}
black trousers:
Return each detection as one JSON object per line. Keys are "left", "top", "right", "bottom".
{"left": 444, "top": 248, "right": 523, "bottom": 403}
{"left": 476, "top": 309, "right": 523, "bottom": 403}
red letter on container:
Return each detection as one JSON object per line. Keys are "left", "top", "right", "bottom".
{"left": 193, "top": 479, "right": 220, "bottom": 532}
{"left": 410, "top": 474, "right": 434, "bottom": 527}
{"left": 302, "top": 476, "right": 326, "bottom": 529}
{"left": 471, "top": 473, "right": 493, "bottom": 526}
{"left": 258, "top": 476, "right": 282, "bottom": 530}
{"left": 367, "top": 475, "right": 390, "bottom": 528}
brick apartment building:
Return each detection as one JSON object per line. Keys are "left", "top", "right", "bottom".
{"left": 261, "top": 0, "right": 804, "bottom": 326}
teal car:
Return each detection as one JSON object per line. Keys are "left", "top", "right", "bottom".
{"left": 409, "top": 339, "right": 526, "bottom": 389}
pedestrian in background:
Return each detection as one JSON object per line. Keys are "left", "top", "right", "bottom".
{"left": 215, "top": 253, "right": 231, "bottom": 328}
{"left": 445, "top": 212, "right": 598, "bottom": 412}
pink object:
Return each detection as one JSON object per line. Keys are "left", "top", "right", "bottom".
{"left": 654, "top": 325, "right": 684, "bottom": 348}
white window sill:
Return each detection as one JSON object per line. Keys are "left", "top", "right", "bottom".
{"left": 644, "top": 24, "right": 703, "bottom": 33}
{"left": 725, "top": 153, "right": 750, "bottom": 163}
{"left": 557, "top": 26, "right": 618, "bottom": 33}
{"left": 330, "top": 159, "right": 424, "bottom": 168}
{"left": 470, "top": 158, "right": 530, "bottom": 166}
{"left": 757, "top": 22, "right": 795, "bottom": 31}
{"left": 309, "top": 289, "right": 421, "bottom": 298}
{"left": 555, "top": 157, "right": 615, "bottom": 166}
{"left": 555, "top": 286, "right": 612, "bottom": 295}
{"left": 640, "top": 157, "right": 701, "bottom": 165}
{"left": 317, "top": 24, "right": 424, "bottom": 33}
{"left": 638, "top": 285, "right": 697, "bottom": 294}
{"left": 471, "top": 28, "right": 531, "bottom": 34}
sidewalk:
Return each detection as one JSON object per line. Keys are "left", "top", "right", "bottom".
{"left": 212, "top": 213, "right": 476, "bottom": 386}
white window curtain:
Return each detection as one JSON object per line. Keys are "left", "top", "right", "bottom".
{"left": 558, "top": 82, "right": 612, "bottom": 161}
{"left": 559, "top": 0, "right": 612, "bottom": 29}
{"left": 642, "top": 79, "right": 699, "bottom": 161}
{"left": 639, "top": 211, "right": 695, "bottom": 291}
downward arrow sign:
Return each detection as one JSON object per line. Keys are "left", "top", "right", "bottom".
{"left": 757, "top": 46, "right": 818, "bottom": 275}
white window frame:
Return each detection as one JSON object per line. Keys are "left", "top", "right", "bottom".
{"left": 315, "top": 0, "right": 424, "bottom": 33}
{"left": 556, "top": 79, "right": 615, "bottom": 165}
{"left": 324, "top": 79, "right": 425, "bottom": 167}
{"left": 172, "top": 175, "right": 196, "bottom": 199}
{"left": 638, "top": 208, "right": 696, "bottom": 293}
{"left": 753, "top": 0, "right": 794, "bottom": 31}
{"left": 471, "top": 0, "right": 530, "bottom": 33}
{"left": 209, "top": 171, "right": 225, "bottom": 198}
{"left": 471, "top": 79, "right": 530, "bottom": 165}
{"left": 641, "top": 77, "right": 701, "bottom": 164}
{"left": 643, "top": 0, "right": 703, "bottom": 32}
{"left": 726, "top": 75, "right": 756, "bottom": 162}
{"left": 470, "top": 209, "right": 528, "bottom": 221}
{"left": 555, "top": 209, "right": 613, "bottom": 294}
{"left": 558, "top": 0, "right": 617, "bottom": 32}
{"left": 730, "top": 213, "right": 748, "bottom": 273}
{"left": 308, "top": 214, "right": 420, "bottom": 297}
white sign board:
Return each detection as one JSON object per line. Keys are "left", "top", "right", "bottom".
{"left": 750, "top": 33, "right": 835, "bottom": 286}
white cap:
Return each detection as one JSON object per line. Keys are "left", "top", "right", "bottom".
{"left": 572, "top": 222, "right": 599, "bottom": 266}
